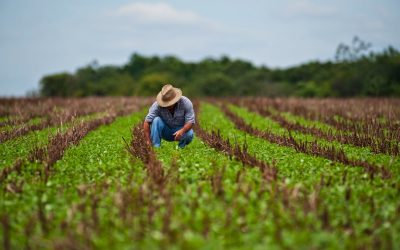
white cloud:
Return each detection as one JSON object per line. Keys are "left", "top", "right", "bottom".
{"left": 286, "top": 0, "right": 337, "bottom": 17}
{"left": 113, "top": 2, "right": 204, "bottom": 24}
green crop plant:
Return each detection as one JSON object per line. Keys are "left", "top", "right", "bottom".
{"left": 0, "top": 112, "right": 105, "bottom": 167}
{"left": 0, "top": 110, "right": 147, "bottom": 249}
{"left": 199, "top": 102, "right": 400, "bottom": 249}
{"left": 228, "top": 104, "right": 400, "bottom": 177}
{"left": 0, "top": 98, "right": 399, "bottom": 250}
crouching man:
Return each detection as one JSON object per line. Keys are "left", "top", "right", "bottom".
{"left": 143, "top": 84, "right": 195, "bottom": 148}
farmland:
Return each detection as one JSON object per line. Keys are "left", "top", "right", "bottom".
{"left": 0, "top": 97, "right": 399, "bottom": 249}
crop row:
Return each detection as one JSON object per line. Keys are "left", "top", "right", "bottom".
{"left": 128, "top": 124, "right": 166, "bottom": 187}
{"left": 231, "top": 98, "right": 400, "bottom": 143}
{"left": 219, "top": 103, "right": 391, "bottom": 179}
{"left": 0, "top": 97, "right": 148, "bottom": 143}
{"left": 196, "top": 102, "right": 399, "bottom": 248}
{"left": 1, "top": 108, "right": 148, "bottom": 249}
{"left": 1, "top": 102, "right": 330, "bottom": 249}
{"left": 154, "top": 143, "right": 326, "bottom": 248}
{"left": 132, "top": 106, "right": 334, "bottom": 248}
{"left": 0, "top": 97, "right": 142, "bottom": 124}
{"left": 192, "top": 102, "right": 277, "bottom": 182}
{"left": 0, "top": 98, "right": 103, "bottom": 126}
{"left": 237, "top": 99, "right": 400, "bottom": 156}
{"left": 242, "top": 97, "right": 400, "bottom": 126}
{"left": 0, "top": 99, "right": 145, "bottom": 192}
{"left": 1, "top": 99, "right": 399, "bottom": 249}
{"left": 228, "top": 103, "right": 400, "bottom": 178}
{"left": 0, "top": 112, "right": 101, "bottom": 168}
{"left": 1, "top": 106, "right": 144, "bottom": 211}
{"left": 201, "top": 103, "right": 399, "bottom": 248}
{"left": 1, "top": 100, "right": 145, "bottom": 181}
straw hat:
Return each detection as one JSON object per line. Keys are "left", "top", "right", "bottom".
{"left": 156, "top": 84, "right": 182, "bottom": 107}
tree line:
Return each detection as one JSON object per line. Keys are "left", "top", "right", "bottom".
{"left": 40, "top": 38, "right": 400, "bottom": 97}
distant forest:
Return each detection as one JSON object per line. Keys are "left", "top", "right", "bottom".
{"left": 40, "top": 38, "right": 400, "bottom": 97}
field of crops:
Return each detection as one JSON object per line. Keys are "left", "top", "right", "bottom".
{"left": 1, "top": 97, "right": 399, "bottom": 249}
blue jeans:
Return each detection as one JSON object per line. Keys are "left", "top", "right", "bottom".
{"left": 151, "top": 117, "right": 194, "bottom": 148}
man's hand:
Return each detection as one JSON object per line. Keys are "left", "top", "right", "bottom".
{"left": 174, "top": 123, "right": 193, "bottom": 141}
{"left": 173, "top": 129, "right": 185, "bottom": 141}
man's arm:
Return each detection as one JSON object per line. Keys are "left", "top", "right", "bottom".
{"left": 143, "top": 121, "right": 151, "bottom": 145}
{"left": 173, "top": 97, "right": 196, "bottom": 141}
{"left": 173, "top": 122, "right": 193, "bottom": 141}
{"left": 143, "top": 102, "right": 160, "bottom": 145}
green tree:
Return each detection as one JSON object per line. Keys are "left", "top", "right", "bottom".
{"left": 40, "top": 73, "right": 75, "bottom": 97}
{"left": 136, "top": 73, "right": 173, "bottom": 96}
{"left": 38, "top": 44, "right": 400, "bottom": 97}
{"left": 91, "top": 73, "right": 136, "bottom": 96}
{"left": 198, "top": 73, "right": 234, "bottom": 96}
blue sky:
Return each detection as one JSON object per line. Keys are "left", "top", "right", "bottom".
{"left": 1, "top": 0, "right": 399, "bottom": 96}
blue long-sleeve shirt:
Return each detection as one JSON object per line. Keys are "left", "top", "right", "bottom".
{"left": 144, "top": 96, "right": 195, "bottom": 128}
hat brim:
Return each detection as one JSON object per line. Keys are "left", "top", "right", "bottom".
{"left": 156, "top": 87, "right": 182, "bottom": 107}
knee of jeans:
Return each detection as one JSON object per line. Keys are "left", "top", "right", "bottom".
{"left": 153, "top": 116, "right": 161, "bottom": 123}
{"left": 186, "top": 129, "right": 194, "bottom": 140}
{"left": 152, "top": 117, "right": 164, "bottom": 127}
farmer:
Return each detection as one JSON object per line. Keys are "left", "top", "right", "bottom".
{"left": 143, "top": 84, "right": 195, "bottom": 148}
